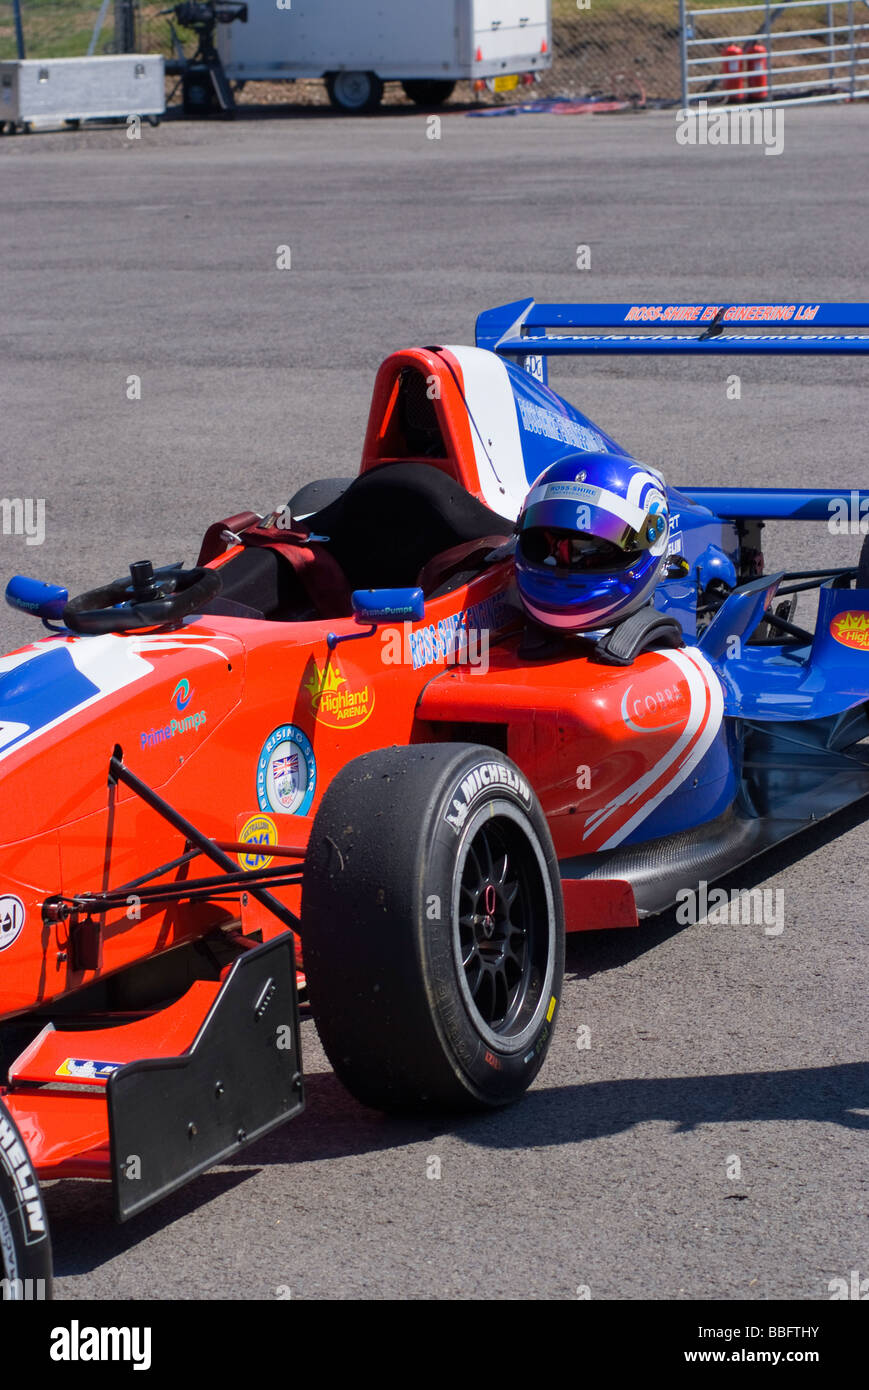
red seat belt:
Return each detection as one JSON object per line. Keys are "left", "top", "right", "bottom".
{"left": 197, "top": 513, "right": 352, "bottom": 618}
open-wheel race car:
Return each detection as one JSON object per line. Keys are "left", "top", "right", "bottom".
{"left": 3, "top": 299, "right": 869, "bottom": 1298}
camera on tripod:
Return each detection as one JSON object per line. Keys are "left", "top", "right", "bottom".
{"left": 161, "top": 1, "right": 248, "bottom": 115}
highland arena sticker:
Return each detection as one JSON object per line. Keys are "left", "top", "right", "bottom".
{"left": 444, "top": 761, "right": 532, "bottom": 835}
{"left": 830, "top": 610, "right": 869, "bottom": 650}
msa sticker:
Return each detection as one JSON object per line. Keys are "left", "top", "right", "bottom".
{"left": 55, "top": 1057, "right": 121, "bottom": 1081}
{"left": 257, "top": 724, "right": 316, "bottom": 816}
{"left": 0, "top": 1112, "right": 47, "bottom": 1245}
{"left": 238, "top": 813, "right": 278, "bottom": 869}
{"left": 0, "top": 895, "right": 25, "bottom": 951}
{"left": 830, "top": 611, "right": 869, "bottom": 651}
{"left": 444, "top": 761, "right": 532, "bottom": 835}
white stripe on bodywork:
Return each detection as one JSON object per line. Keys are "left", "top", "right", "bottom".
{"left": 441, "top": 344, "right": 528, "bottom": 518}
{"left": 583, "top": 646, "right": 725, "bottom": 850}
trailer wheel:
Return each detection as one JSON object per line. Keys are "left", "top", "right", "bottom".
{"left": 325, "top": 71, "right": 384, "bottom": 113}
{"left": 302, "top": 744, "right": 564, "bottom": 1112}
{"left": 0, "top": 1099, "right": 53, "bottom": 1300}
{"left": 401, "top": 80, "right": 455, "bottom": 107}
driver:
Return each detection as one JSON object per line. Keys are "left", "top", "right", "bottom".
{"left": 514, "top": 452, "right": 670, "bottom": 633}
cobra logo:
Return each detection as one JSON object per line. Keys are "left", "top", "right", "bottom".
{"left": 0, "top": 895, "right": 25, "bottom": 951}
{"left": 172, "top": 678, "right": 193, "bottom": 712}
{"left": 620, "top": 678, "right": 690, "bottom": 733}
{"left": 584, "top": 648, "right": 725, "bottom": 852}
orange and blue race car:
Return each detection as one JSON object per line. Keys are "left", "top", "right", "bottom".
{"left": 2, "top": 300, "right": 869, "bottom": 1298}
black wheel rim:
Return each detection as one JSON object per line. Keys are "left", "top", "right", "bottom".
{"left": 456, "top": 817, "right": 548, "bottom": 1037}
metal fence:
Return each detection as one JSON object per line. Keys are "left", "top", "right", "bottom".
{"left": 0, "top": 0, "right": 683, "bottom": 103}
{"left": 680, "top": 0, "right": 869, "bottom": 106}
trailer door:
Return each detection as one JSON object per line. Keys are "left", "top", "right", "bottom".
{"left": 471, "top": 0, "right": 550, "bottom": 76}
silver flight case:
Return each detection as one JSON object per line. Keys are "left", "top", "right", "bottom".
{"left": 0, "top": 55, "right": 165, "bottom": 128}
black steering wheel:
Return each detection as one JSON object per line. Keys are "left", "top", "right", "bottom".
{"left": 63, "top": 560, "right": 222, "bottom": 635}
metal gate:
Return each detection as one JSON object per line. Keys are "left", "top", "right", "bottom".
{"left": 680, "top": 0, "right": 869, "bottom": 107}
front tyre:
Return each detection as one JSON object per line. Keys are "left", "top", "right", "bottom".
{"left": 0, "top": 1099, "right": 53, "bottom": 1300}
{"left": 302, "top": 744, "right": 564, "bottom": 1112}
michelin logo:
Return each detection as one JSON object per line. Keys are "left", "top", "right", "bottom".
{"left": 445, "top": 761, "right": 532, "bottom": 835}
{"left": 0, "top": 1113, "right": 46, "bottom": 1245}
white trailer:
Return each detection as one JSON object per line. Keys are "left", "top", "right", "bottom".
{"left": 216, "top": 0, "right": 551, "bottom": 112}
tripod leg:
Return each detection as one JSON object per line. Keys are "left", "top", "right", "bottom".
{"left": 210, "top": 60, "right": 236, "bottom": 112}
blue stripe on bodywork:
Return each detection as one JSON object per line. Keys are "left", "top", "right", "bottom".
{"left": 0, "top": 646, "right": 100, "bottom": 754}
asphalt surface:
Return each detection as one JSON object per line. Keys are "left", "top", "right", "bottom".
{"left": 0, "top": 106, "right": 867, "bottom": 1302}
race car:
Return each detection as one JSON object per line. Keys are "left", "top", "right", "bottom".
{"left": 2, "top": 299, "right": 868, "bottom": 1299}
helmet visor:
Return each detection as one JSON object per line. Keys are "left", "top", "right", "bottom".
{"left": 521, "top": 528, "right": 642, "bottom": 574}
{"left": 520, "top": 480, "right": 666, "bottom": 553}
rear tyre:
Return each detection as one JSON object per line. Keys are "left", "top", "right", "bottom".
{"left": 302, "top": 744, "right": 564, "bottom": 1112}
{"left": 325, "top": 71, "right": 384, "bottom": 113}
{"left": 401, "top": 80, "right": 456, "bottom": 107}
{"left": 0, "top": 1099, "right": 53, "bottom": 1300}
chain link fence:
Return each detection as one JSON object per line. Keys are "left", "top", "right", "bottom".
{"left": 4, "top": 1, "right": 865, "bottom": 107}
{"left": 0, "top": 0, "right": 122, "bottom": 59}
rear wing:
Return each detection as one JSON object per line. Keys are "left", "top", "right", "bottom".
{"left": 476, "top": 298, "right": 869, "bottom": 384}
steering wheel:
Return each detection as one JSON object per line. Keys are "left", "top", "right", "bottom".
{"left": 63, "top": 560, "right": 222, "bottom": 635}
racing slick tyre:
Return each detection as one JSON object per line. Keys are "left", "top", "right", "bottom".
{"left": 325, "top": 71, "right": 384, "bottom": 113}
{"left": 302, "top": 744, "right": 564, "bottom": 1112}
{"left": 401, "top": 80, "right": 456, "bottom": 107}
{"left": 0, "top": 1098, "right": 53, "bottom": 1300}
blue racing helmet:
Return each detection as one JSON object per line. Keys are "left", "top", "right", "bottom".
{"left": 515, "top": 452, "right": 670, "bottom": 632}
